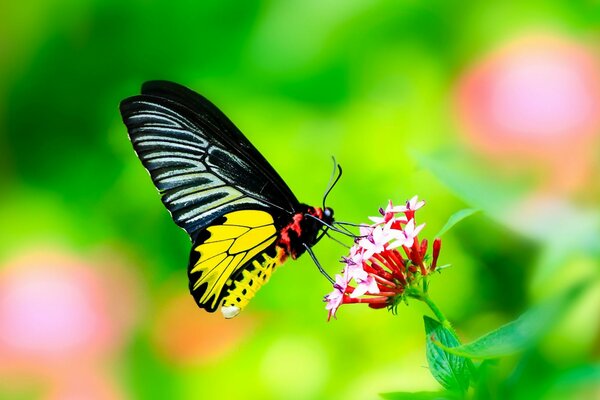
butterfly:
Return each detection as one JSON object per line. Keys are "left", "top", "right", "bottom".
{"left": 120, "top": 81, "right": 337, "bottom": 318}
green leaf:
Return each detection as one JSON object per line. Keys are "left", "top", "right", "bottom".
{"left": 424, "top": 316, "right": 471, "bottom": 394}
{"left": 435, "top": 208, "right": 479, "bottom": 238}
{"left": 380, "top": 391, "right": 459, "bottom": 400}
{"left": 435, "top": 281, "right": 589, "bottom": 359}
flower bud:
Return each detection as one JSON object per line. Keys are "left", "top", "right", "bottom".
{"left": 431, "top": 238, "right": 442, "bottom": 272}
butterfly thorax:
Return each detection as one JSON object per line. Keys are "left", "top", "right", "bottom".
{"left": 277, "top": 205, "right": 333, "bottom": 260}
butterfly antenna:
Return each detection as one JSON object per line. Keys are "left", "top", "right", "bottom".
{"left": 305, "top": 214, "right": 357, "bottom": 239}
{"left": 334, "top": 221, "right": 367, "bottom": 228}
{"left": 332, "top": 221, "right": 356, "bottom": 236}
{"left": 333, "top": 221, "right": 375, "bottom": 239}
{"left": 303, "top": 243, "right": 334, "bottom": 284}
{"left": 323, "top": 157, "right": 342, "bottom": 209}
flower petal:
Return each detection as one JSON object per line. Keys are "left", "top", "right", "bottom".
{"left": 350, "top": 275, "right": 380, "bottom": 298}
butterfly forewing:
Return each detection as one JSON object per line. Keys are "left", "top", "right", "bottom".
{"left": 140, "top": 81, "right": 299, "bottom": 213}
{"left": 122, "top": 102, "right": 257, "bottom": 237}
{"left": 120, "top": 89, "right": 297, "bottom": 238}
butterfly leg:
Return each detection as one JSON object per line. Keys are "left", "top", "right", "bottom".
{"left": 303, "top": 243, "right": 334, "bottom": 284}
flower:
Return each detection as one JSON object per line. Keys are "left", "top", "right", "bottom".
{"left": 388, "top": 218, "right": 425, "bottom": 249}
{"left": 324, "top": 196, "right": 442, "bottom": 319}
{"left": 405, "top": 195, "right": 425, "bottom": 211}
{"left": 324, "top": 273, "right": 349, "bottom": 320}
{"left": 358, "top": 224, "right": 395, "bottom": 259}
{"left": 369, "top": 200, "right": 409, "bottom": 225}
{"left": 344, "top": 244, "right": 364, "bottom": 266}
{"left": 351, "top": 273, "right": 379, "bottom": 298}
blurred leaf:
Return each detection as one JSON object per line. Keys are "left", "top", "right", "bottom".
{"left": 412, "top": 150, "right": 525, "bottom": 218}
{"left": 380, "top": 390, "right": 460, "bottom": 399}
{"left": 543, "top": 364, "right": 600, "bottom": 398}
{"left": 435, "top": 281, "right": 590, "bottom": 359}
{"left": 471, "top": 359, "right": 501, "bottom": 400}
{"left": 435, "top": 208, "right": 479, "bottom": 238}
{"left": 424, "top": 316, "right": 471, "bottom": 395}
{"left": 531, "top": 206, "right": 600, "bottom": 288}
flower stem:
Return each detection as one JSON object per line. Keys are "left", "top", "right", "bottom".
{"left": 407, "top": 288, "right": 459, "bottom": 340}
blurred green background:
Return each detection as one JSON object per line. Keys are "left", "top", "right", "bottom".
{"left": 1, "top": 1, "right": 599, "bottom": 399}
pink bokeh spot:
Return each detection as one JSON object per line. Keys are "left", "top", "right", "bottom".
{"left": 0, "top": 265, "right": 107, "bottom": 358}
{"left": 455, "top": 34, "right": 600, "bottom": 156}
{"left": 0, "top": 248, "right": 143, "bottom": 380}
{"left": 46, "top": 366, "right": 125, "bottom": 400}
{"left": 493, "top": 56, "right": 592, "bottom": 138}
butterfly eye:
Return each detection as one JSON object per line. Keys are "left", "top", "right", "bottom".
{"left": 324, "top": 207, "right": 334, "bottom": 220}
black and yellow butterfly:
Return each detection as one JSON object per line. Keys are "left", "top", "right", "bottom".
{"left": 120, "top": 81, "right": 334, "bottom": 318}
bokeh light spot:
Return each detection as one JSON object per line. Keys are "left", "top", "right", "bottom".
{"left": 151, "top": 292, "right": 257, "bottom": 366}
{"left": 455, "top": 34, "right": 600, "bottom": 157}
{"left": 259, "top": 336, "right": 327, "bottom": 400}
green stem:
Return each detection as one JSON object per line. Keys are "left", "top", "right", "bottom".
{"left": 421, "top": 295, "right": 459, "bottom": 338}
{"left": 407, "top": 288, "right": 459, "bottom": 340}
{"left": 407, "top": 287, "right": 478, "bottom": 378}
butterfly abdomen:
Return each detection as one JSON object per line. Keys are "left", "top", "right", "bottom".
{"left": 220, "top": 246, "right": 288, "bottom": 318}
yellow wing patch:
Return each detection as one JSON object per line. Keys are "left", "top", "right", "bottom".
{"left": 190, "top": 210, "right": 277, "bottom": 310}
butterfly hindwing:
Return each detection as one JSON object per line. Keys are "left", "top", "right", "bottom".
{"left": 188, "top": 209, "right": 285, "bottom": 312}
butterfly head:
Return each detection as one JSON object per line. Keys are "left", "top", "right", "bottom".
{"left": 307, "top": 206, "right": 334, "bottom": 231}
{"left": 323, "top": 206, "right": 334, "bottom": 223}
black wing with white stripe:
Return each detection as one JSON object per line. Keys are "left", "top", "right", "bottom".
{"left": 119, "top": 81, "right": 300, "bottom": 239}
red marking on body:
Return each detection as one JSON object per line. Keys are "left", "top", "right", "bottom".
{"left": 277, "top": 207, "right": 325, "bottom": 260}
{"left": 312, "top": 208, "right": 324, "bottom": 219}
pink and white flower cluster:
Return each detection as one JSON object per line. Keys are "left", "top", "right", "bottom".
{"left": 325, "top": 196, "right": 442, "bottom": 320}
